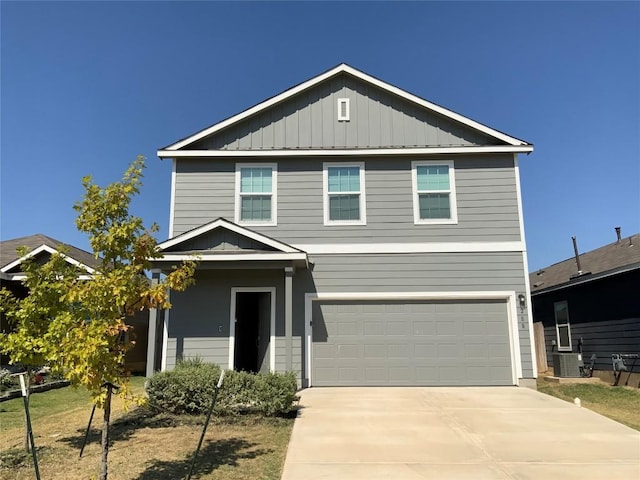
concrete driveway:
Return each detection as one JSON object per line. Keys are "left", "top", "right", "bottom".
{"left": 281, "top": 387, "right": 640, "bottom": 480}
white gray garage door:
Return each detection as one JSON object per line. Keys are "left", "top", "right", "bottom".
{"left": 312, "top": 299, "right": 513, "bottom": 386}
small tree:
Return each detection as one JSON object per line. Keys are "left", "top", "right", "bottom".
{"left": 0, "top": 156, "right": 196, "bottom": 480}
{"left": 0, "top": 249, "right": 78, "bottom": 452}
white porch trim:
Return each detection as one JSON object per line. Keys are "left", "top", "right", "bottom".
{"left": 157, "top": 217, "right": 301, "bottom": 253}
{"left": 156, "top": 252, "right": 307, "bottom": 262}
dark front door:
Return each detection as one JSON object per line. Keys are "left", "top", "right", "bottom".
{"left": 234, "top": 292, "right": 271, "bottom": 373}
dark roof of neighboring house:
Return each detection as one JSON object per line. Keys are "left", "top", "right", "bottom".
{"left": 0, "top": 234, "right": 99, "bottom": 272}
{"left": 530, "top": 233, "right": 640, "bottom": 295}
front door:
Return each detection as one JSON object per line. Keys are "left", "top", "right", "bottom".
{"left": 234, "top": 291, "right": 271, "bottom": 373}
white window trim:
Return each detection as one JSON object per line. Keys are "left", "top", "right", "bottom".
{"left": 411, "top": 160, "right": 458, "bottom": 225}
{"left": 323, "top": 161, "right": 366, "bottom": 226}
{"left": 554, "top": 300, "right": 572, "bottom": 352}
{"left": 234, "top": 163, "right": 277, "bottom": 226}
{"left": 337, "top": 98, "right": 350, "bottom": 121}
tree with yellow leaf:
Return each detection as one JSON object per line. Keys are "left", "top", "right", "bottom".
{"left": 1, "top": 156, "right": 196, "bottom": 480}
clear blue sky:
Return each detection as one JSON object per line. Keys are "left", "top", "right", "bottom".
{"left": 1, "top": 1, "right": 638, "bottom": 271}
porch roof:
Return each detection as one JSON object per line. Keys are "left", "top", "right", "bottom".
{"left": 152, "top": 218, "right": 308, "bottom": 268}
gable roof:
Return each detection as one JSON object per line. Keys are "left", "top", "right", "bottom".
{"left": 0, "top": 234, "right": 99, "bottom": 275}
{"left": 530, "top": 233, "right": 640, "bottom": 295}
{"left": 159, "top": 63, "right": 532, "bottom": 156}
{"left": 157, "top": 218, "right": 304, "bottom": 255}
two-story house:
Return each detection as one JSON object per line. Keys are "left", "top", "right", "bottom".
{"left": 147, "top": 64, "right": 536, "bottom": 388}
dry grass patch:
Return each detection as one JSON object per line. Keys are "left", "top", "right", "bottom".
{"left": 537, "top": 377, "right": 640, "bottom": 431}
{"left": 0, "top": 379, "right": 294, "bottom": 479}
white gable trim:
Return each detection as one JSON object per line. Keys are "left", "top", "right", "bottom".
{"left": 158, "top": 145, "right": 533, "bottom": 158}
{"left": 156, "top": 252, "right": 307, "bottom": 262}
{"left": 157, "top": 218, "right": 301, "bottom": 253}
{"left": 1, "top": 244, "right": 97, "bottom": 274}
{"left": 162, "top": 64, "right": 530, "bottom": 151}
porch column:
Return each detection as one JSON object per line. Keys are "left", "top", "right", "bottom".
{"left": 284, "top": 266, "right": 294, "bottom": 372}
{"left": 146, "top": 270, "right": 161, "bottom": 378}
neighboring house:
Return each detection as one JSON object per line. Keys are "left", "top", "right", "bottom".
{"left": 0, "top": 234, "right": 148, "bottom": 373}
{"left": 149, "top": 63, "right": 536, "bottom": 388}
{"left": 0, "top": 234, "right": 99, "bottom": 306}
{"left": 530, "top": 229, "right": 640, "bottom": 373}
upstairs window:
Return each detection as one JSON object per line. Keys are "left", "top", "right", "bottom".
{"left": 554, "top": 301, "right": 572, "bottom": 352}
{"left": 412, "top": 160, "right": 458, "bottom": 224}
{"left": 323, "top": 163, "right": 366, "bottom": 225}
{"left": 235, "top": 164, "right": 277, "bottom": 225}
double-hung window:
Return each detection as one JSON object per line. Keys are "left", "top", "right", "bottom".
{"left": 235, "top": 164, "right": 277, "bottom": 225}
{"left": 412, "top": 160, "right": 457, "bottom": 224}
{"left": 323, "top": 162, "right": 366, "bottom": 225}
{"left": 554, "top": 301, "right": 572, "bottom": 352}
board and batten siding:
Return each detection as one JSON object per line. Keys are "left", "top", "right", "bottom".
{"left": 172, "top": 154, "right": 522, "bottom": 244}
{"left": 190, "top": 74, "right": 496, "bottom": 151}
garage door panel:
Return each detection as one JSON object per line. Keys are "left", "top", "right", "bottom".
{"left": 312, "top": 299, "right": 513, "bottom": 386}
{"left": 363, "top": 321, "right": 385, "bottom": 335}
{"left": 414, "top": 343, "right": 438, "bottom": 359}
{"left": 337, "top": 321, "right": 359, "bottom": 335}
{"left": 413, "top": 321, "right": 436, "bottom": 335}
{"left": 364, "top": 344, "right": 386, "bottom": 358}
{"left": 436, "top": 321, "right": 460, "bottom": 335}
{"left": 387, "top": 322, "right": 410, "bottom": 336}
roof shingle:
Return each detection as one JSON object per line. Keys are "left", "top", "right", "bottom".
{"left": 530, "top": 233, "right": 640, "bottom": 295}
{"left": 0, "top": 234, "right": 99, "bottom": 272}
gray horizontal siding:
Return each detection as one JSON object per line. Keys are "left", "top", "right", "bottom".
{"left": 306, "top": 253, "right": 526, "bottom": 292}
{"left": 545, "top": 318, "right": 640, "bottom": 372}
{"left": 275, "top": 337, "right": 302, "bottom": 379}
{"left": 192, "top": 74, "right": 497, "bottom": 151}
{"left": 172, "top": 154, "right": 521, "bottom": 244}
{"left": 292, "top": 252, "right": 533, "bottom": 379}
{"left": 165, "top": 337, "right": 228, "bottom": 370}
{"left": 164, "top": 251, "right": 533, "bottom": 381}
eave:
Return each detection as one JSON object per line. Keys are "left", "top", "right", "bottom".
{"left": 531, "top": 262, "right": 640, "bottom": 296}
{"left": 0, "top": 244, "right": 97, "bottom": 275}
{"left": 158, "top": 145, "right": 533, "bottom": 159}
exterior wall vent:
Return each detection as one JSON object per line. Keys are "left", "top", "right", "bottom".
{"left": 337, "top": 98, "right": 350, "bottom": 121}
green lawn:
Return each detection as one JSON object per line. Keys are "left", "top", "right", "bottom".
{"left": 537, "top": 379, "right": 640, "bottom": 431}
{"left": 0, "top": 376, "right": 294, "bottom": 480}
{"left": 0, "top": 376, "right": 146, "bottom": 430}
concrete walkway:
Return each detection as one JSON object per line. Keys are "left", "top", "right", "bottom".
{"left": 281, "top": 387, "right": 640, "bottom": 480}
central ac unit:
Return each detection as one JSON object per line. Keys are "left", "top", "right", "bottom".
{"left": 552, "top": 353, "right": 581, "bottom": 377}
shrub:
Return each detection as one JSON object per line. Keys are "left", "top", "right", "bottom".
{"left": 0, "top": 369, "right": 16, "bottom": 391}
{"left": 145, "top": 362, "right": 298, "bottom": 417}
{"left": 145, "top": 361, "right": 220, "bottom": 414}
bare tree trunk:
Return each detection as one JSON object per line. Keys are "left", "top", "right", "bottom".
{"left": 99, "top": 385, "right": 112, "bottom": 480}
{"left": 23, "top": 369, "right": 31, "bottom": 453}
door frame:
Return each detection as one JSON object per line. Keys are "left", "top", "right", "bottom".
{"left": 229, "top": 287, "right": 276, "bottom": 372}
{"left": 304, "top": 291, "right": 521, "bottom": 387}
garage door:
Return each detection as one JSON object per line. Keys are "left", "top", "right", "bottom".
{"left": 312, "top": 299, "right": 513, "bottom": 386}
